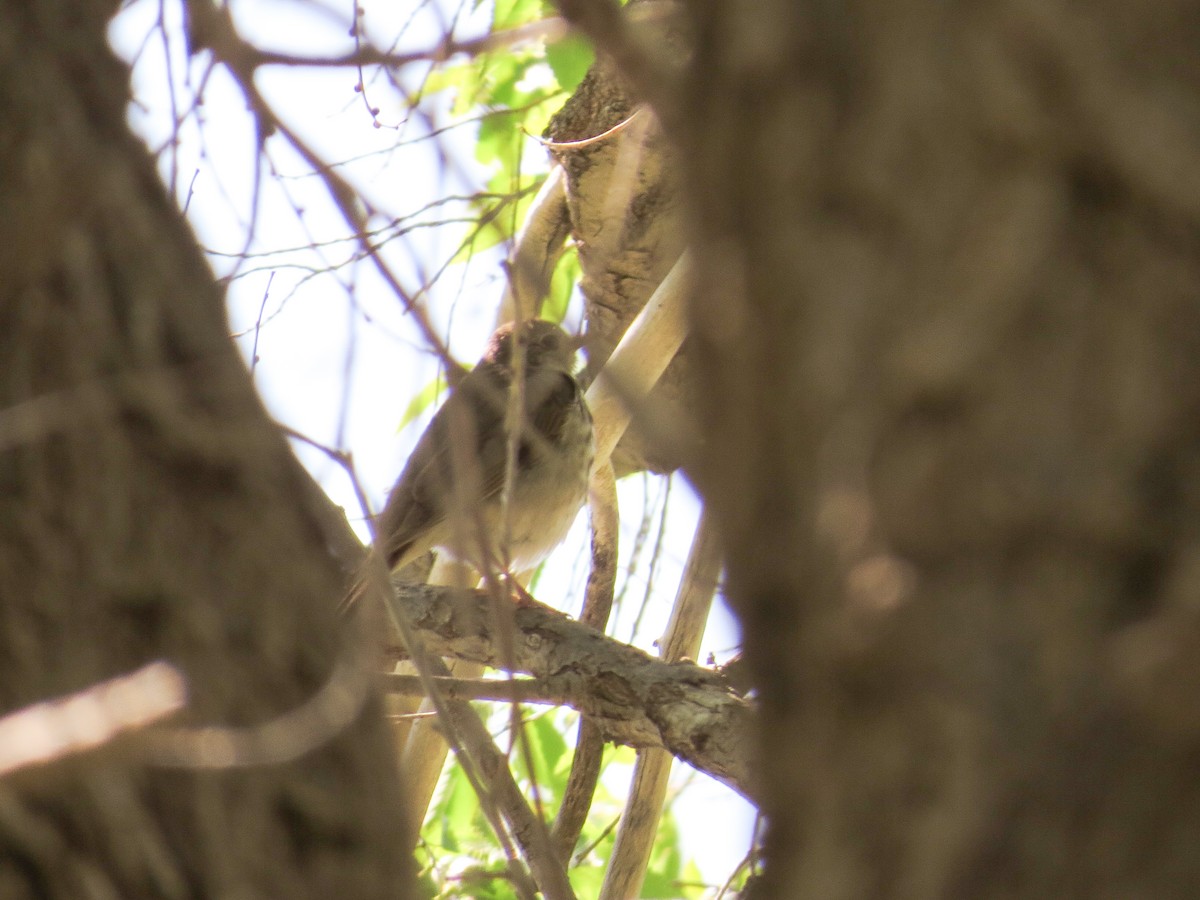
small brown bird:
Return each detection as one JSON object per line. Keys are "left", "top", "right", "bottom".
{"left": 341, "top": 319, "right": 594, "bottom": 615}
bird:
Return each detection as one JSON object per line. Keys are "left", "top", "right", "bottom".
{"left": 340, "top": 319, "right": 594, "bottom": 616}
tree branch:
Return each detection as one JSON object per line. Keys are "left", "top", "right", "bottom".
{"left": 382, "top": 580, "right": 754, "bottom": 799}
{"left": 552, "top": 459, "right": 620, "bottom": 862}
{"left": 602, "top": 509, "right": 723, "bottom": 898}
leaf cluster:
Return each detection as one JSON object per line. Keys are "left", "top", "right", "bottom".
{"left": 417, "top": 706, "right": 710, "bottom": 899}
{"left": 421, "top": 0, "right": 591, "bottom": 275}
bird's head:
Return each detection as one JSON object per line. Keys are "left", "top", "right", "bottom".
{"left": 485, "top": 319, "right": 584, "bottom": 375}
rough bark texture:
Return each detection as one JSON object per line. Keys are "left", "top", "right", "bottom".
{"left": 380, "top": 582, "right": 753, "bottom": 797}
{"left": 681, "top": 0, "right": 1200, "bottom": 897}
{"left": 0, "top": 1, "right": 412, "bottom": 896}
{"left": 545, "top": 2, "right": 692, "bottom": 475}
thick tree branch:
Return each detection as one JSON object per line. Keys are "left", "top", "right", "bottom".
{"left": 381, "top": 580, "right": 754, "bottom": 799}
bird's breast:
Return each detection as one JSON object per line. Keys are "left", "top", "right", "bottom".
{"left": 502, "top": 398, "right": 594, "bottom": 571}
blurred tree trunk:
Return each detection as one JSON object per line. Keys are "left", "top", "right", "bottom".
{"left": 683, "top": 0, "right": 1200, "bottom": 896}
{"left": 0, "top": 1, "right": 412, "bottom": 897}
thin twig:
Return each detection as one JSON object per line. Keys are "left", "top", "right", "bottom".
{"left": 143, "top": 656, "right": 371, "bottom": 770}
{"left": 551, "top": 461, "right": 618, "bottom": 862}
{"left": 0, "top": 662, "right": 186, "bottom": 776}
{"left": 185, "top": 0, "right": 456, "bottom": 374}
{"left": 422, "top": 654, "right": 577, "bottom": 900}
{"left": 382, "top": 674, "right": 569, "bottom": 705}
{"left": 251, "top": 17, "right": 571, "bottom": 71}
{"left": 600, "top": 510, "right": 723, "bottom": 900}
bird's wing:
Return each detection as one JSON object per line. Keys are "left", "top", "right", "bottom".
{"left": 374, "top": 367, "right": 509, "bottom": 569}
{"left": 373, "top": 365, "right": 582, "bottom": 571}
{"left": 527, "top": 368, "right": 587, "bottom": 454}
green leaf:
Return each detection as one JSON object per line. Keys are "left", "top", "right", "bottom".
{"left": 492, "top": 0, "right": 546, "bottom": 29}
{"left": 606, "top": 743, "right": 638, "bottom": 767}
{"left": 545, "top": 33, "right": 594, "bottom": 93}
{"left": 448, "top": 204, "right": 514, "bottom": 265}
{"left": 568, "top": 865, "right": 606, "bottom": 897}
{"left": 397, "top": 375, "right": 448, "bottom": 432}
{"left": 420, "top": 61, "right": 476, "bottom": 102}
{"left": 433, "top": 764, "right": 478, "bottom": 851}
{"left": 679, "top": 859, "right": 710, "bottom": 897}
{"left": 453, "top": 868, "right": 519, "bottom": 900}
{"left": 650, "top": 809, "right": 683, "bottom": 878}
{"left": 639, "top": 808, "right": 711, "bottom": 898}
{"left": 448, "top": 174, "right": 543, "bottom": 265}
{"left": 641, "top": 870, "right": 677, "bottom": 899}
{"left": 529, "top": 710, "right": 570, "bottom": 780}
{"left": 480, "top": 53, "right": 530, "bottom": 109}
{"left": 476, "top": 106, "right": 524, "bottom": 168}
{"left": 414, "top": 867, "right": 439, "bottom": 900}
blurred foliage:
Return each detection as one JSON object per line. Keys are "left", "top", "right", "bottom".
{"left": 397, "top": 375, "right": 450, "bottom": 432}
{"left": 421, "top": 0, "right": 593, "bottom": 267}
{"left": 418, "top": 707, "right": 709, "bottom": 898}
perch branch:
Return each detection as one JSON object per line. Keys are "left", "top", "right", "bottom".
{"left": 383, "top": 577, "right": 753, "bottom": 799}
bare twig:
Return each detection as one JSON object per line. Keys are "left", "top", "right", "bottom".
{"left": 552, "top": 460, "right": 619, "bottom": 862}
{"left": 144, "top": 656, "right": 370, "bottom": 770}
{"left": 0, "top": 663, "right": 186, "bottom": 777}
{"left": 189, "top": 9, "right": 535, "bottom": 870}
{"left": 600, "top": 509, "right": 723, "bottom": 898}
{"left": 426, "top": 657, "right": 576, "bottom": 900}
{"left": 184, "top": 0, "right": 456, "bottom": 373}
{"left": 251, "top": 17, "right": 572, "bottom": 71}
{"left": 382, "top": 673, "right": 569, "bottom": 704}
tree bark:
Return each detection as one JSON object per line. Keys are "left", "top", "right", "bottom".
{"left": 544, "top": 3, "right": 692, "bottom": 476}
{"left": 683, "top": 0, "right": 1200, "bottom": 896}
{"left": 0, "top": 1, "right": 412, "bottom": 896}
{"left": 379, "top": 581, "right": 753, "bottom": 797}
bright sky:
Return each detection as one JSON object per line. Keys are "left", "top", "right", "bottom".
{"left": 109, "top": 0, "right": 755, "bottom": 888}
